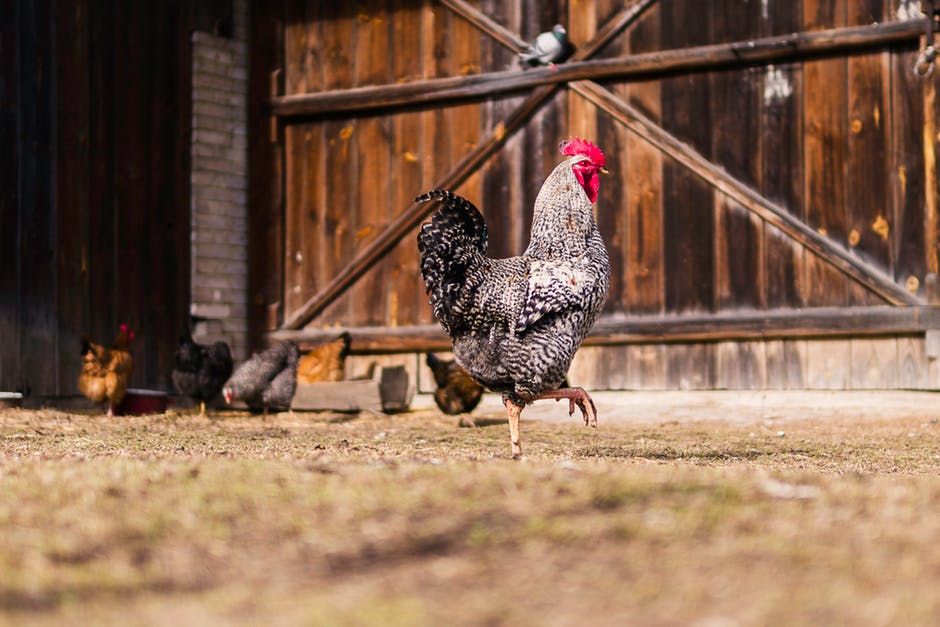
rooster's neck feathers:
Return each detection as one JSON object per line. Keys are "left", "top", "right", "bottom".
{"left": 525, "top": 157, "right": 598, "bottom": 259}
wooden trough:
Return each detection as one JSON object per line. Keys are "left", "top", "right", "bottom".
{"left": 292, "top": 365, "right": 414, "bottom": 413}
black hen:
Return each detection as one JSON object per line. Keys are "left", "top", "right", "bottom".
{"left": 222, "top": 341, "right": 300, "bottom": 414}
{"left": 425, "top": 353, "right": 484, "bottom": 415}
{"left": 171, "top": 333, "right": 233, "bottom": 416}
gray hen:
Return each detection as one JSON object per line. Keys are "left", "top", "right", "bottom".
{"left": 222, "top": 341, "right": 300, "bottom": 414}
{"left": 416, "top": 137, "right": 610, "bottom": 457}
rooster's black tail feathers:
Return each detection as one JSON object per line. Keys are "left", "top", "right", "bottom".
{"left": 416, "top": 190, "right": 488, "bottom": 335}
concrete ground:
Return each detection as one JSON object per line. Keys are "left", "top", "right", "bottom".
{"left": 410, "top": 389, "right": 940, "bottom": 425}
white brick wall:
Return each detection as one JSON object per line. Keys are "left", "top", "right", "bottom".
{"left": 190, "top": 0, "right": 249, "bottom": 360}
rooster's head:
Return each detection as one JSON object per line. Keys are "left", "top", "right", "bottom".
{"left": 560, "top": 137, "right": 607, "bottom": 203}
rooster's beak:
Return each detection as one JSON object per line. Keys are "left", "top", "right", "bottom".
{"left": 599, "top": 167, "right": 609, "bottom": 175}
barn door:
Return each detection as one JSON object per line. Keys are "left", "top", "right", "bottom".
{"left": 249, "top": 0, "right": 939, "bottom": 355}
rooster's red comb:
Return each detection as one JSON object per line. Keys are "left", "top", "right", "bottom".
{"left": 559, "top": 137, "right": 605, "bottom": 167}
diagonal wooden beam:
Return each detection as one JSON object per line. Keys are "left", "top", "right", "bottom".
{"left": 438, "top": 0, "right": 529, "bottom": 52}
{"left": 569, "top": 79, "right": 923, "bottom": 306}
{"left": 280, "top": 0, "right": 656, "bottom": 330}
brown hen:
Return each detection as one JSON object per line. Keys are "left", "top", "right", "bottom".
{"left": 425, "top": 352, "right": 484, "bottom": 415}
{"left": 296, "top": 332, "right": 351, "bottom": 384}
{"left": 78, "top": 324, "right": 134, "bottom": 416}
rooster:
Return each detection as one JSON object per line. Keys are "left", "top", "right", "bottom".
{"left": 416, "top": 137, "right": 610, "bottom": 458}
{"left": 172, "top": 333, "right": 234, "bottom": 417}
{"left": 425, "top": 352, "right": 484, "bottom": 415}
{"left": 222, "top": 341, "right": 300, "bottom": 415}
{"left": 78, "top": 324, "right": 135, "bottom": 416}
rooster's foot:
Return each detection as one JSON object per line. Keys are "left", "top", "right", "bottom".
{"left": 536, "top": 387, "right": 598, "bottom": 428}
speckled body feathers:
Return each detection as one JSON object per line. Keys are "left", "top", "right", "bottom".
{"left": 224, "top": 341, "right": 300, "bottom": 412}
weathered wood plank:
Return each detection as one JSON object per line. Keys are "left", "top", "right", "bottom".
{"left": 17, "top": 0, "right": 60, "bottom": 395}
{"left": 56, "top": 0, "right": 90, "bottom": 394}
{"left": 759, "top": 0, "right": 803, "bottom": 310}
{"left": 803, "top": 0, "right": 850, "bottom": 307}
{"left": 710, "top": 1, "right": 763, "bottom": 315}
{"left": 283, "top": 124, "right": 307, "bottom": 317}
{"left": 142, "top": 0, "right": 192, "bottom": 390}
{"left": 850, "top": 337, "right": 898, "bottom": 388}
{"left": 269, "top": 19, "right": 927, "bottom": 118}
{"left": 765, "top": 339, "right": 807, "bottom": 389}
{"left": 715, "top": 195, "right": 765, "bottom": 310}
{"left": 898, "top": 335, "right": 930, "bottom": 388}
{"left": 625, "top": 344, "right": 667, "bottom": 390}
{"left": 716, "top": 340, "right": 766, "bottom": 389}
{"left": 282, "top": 0, "right": 311, "bottom": 319}
{"left": 846, "top": 1, "right": 891, "bottom": 305}
{"left": 388, "top": 0, "right": 424, "bottom": 327}
{"left": 0, "top": 0, "right": 19, "bottom": 390}
{"left": 87, "top": 1, "right": 118, "bottom": 353}
{"left": 660, "top": 0, "right": 714, "bottom": 315}
{"left": 352, "top": 1, "right": 392, "bottom": 326}
{"left": 667, "top": 343, "right": 716, "bottom": 390}
{"left": 247, "top": 0, "right": 285, "bottom": 348}
{"left": 623, "top": 6, "right": 663, "bottom": 316}
{"left": 891, "top": 0, "right": 928, "bottom": 301}
{"left": 805, "top": 338, "right": 852, "bottom": 389}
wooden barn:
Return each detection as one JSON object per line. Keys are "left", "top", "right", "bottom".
{"left": 1, "top": 0, "right": 244, "bottom": 398}
{"left": 257, "top": 0, "right": 940, "bottom": 391}
{"left": 3, "top": 0, "right": 940, "bottom": 397}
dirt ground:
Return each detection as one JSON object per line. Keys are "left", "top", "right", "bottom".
{"left": 1, "top": 391, "right": 940, "bottom": 626}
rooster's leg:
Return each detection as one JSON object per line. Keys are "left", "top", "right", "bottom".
{"left": 532, "top": 387, "right": 598, "bottom": 428}
{"left": 505, "top": 398, "right": 523, "bottom": 459}
{"left": 199, "top": 401, "right": 206, "bottom": 418}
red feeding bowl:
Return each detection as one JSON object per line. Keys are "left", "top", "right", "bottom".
{"left": 117, "top": 389, "right": 170, "bottom": 415}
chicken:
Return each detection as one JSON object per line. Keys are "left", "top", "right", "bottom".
{"left": 297, "top": 332, "right": 351, "bottom": 384}
{"left": 78, "top": 324, "right": 135, "bottom": 416}
{"left": 171, "top": 333, "right": 234, "bottom": 416}
{"left": 416, "top": 137, "right": 610, "bottom": 458}
{"left": 222, "top": 341, "right": 300, "bottom": 415}
{"left": 426, "top": 352, "right": 484, "bottom": 415}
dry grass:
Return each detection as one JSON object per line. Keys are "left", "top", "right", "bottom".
{"left": 2, "top": 401, "right": 940, "bottom": 626}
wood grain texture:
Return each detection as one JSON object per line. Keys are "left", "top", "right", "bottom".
{"left": 56, "top": 0, "right": 91, "bottom": 393}
{"left": 850, "top": 337, "right": 898, "bottom": 389}
{"left": 805, "top": 339, "right": 852, "bottom": 389}
{"left": 624, "top": 5, "right": 663, "bottom": 316}
{"left": 891, "top": 0, "right": 928, "bottom": 300}
{"left": 803, "top": 0, "right": 850, "bottom": 307}
{"left": 660, "top": 0, "right": 714, "bottom": 314}
{"left": 0, "top": 0, "right": 19, "bottom": 390}
{"left": 248, "top": 0, "right": 285, "bottom": 347}
{"left": 765, "top": 339, "right": 807, "bottom": 389}
{"left": 847, "top": 1, "right": 891, "bottom": 279}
